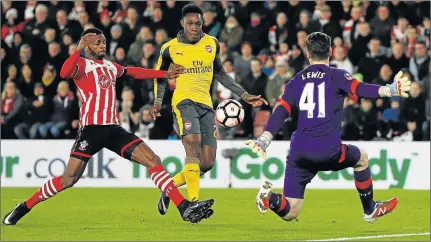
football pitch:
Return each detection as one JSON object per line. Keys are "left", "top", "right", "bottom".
{"left": 1, "top": 188, "right": 429, "bottom": 241}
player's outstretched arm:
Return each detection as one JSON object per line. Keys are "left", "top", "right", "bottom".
{"left": 124, "top": 64, "right": 183, "bottom": 80}
{"left": 245, "top": 104, "right": 290, "bottom": 160}
{"left": 212, "top": 38, "right": 268, "bottom": 107}
{"left": 245, "top": 83, "right": 293, "bottom": 160}
{"left": 341, "top": 71, "right": 411, "bottom": 99}
{"left": 213, "top": 57, "right": 268, "bottom": 107}
{"left": 377, "top": 71, "right": 411, "bottom": 98}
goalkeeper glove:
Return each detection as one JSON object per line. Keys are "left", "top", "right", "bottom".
{"left": 384, "top": 71, "right": 411, "bottom": 98}
{"left": 244, "top": 135, "right": 271, "bottom": 160}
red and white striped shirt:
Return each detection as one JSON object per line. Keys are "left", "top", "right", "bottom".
{"left": 60, "top": 51, "right": 167, "bottom": 127}
{"left": 74, "top": 57, "right": 123, "bottom": 126}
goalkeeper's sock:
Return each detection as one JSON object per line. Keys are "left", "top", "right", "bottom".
{"left": 149, "top": 165, "right": 185, "bottom": 207}
{"left": 183, "top": 159, "right": 200, "bottom": 201}
{"left": 268, "top": 192, "right": 291, "bottom": 217}
{"left": 354, "top": 167, "right": 375, "bottom": 214}
{"left": 25, "top": 176, "right": 64, "bottom": 209}
{"left": 172, "top": 171, "right": 186, "bottom": 187}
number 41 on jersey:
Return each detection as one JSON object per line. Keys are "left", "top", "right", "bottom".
{"left": 299, "top": 82, "right": 326, "bottom": 119}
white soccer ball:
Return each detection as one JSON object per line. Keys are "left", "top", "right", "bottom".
{"left": 215, "top": 99, "right": 245, "bottom": 128}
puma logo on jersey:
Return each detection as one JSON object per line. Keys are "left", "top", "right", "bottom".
{"left": 176, "top": 52, "right": 183, "bottom": 56}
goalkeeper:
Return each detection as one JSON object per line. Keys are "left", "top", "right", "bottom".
{"left": 245, "top": 32, "right": 410, "bottom": 223}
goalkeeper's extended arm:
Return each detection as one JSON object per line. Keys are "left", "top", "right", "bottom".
{"left": 343, "top": 71, "right": 411, "bottom": 98}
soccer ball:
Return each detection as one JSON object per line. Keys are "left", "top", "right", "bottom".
{"left": 215, "top": 99, "right": 245, "bottom": 128}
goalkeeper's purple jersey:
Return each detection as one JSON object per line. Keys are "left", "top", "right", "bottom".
{"left": 282, "top": 64, "right": 363, "bottom": 151}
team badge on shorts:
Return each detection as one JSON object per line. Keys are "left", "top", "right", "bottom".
{"left": 79, "top": 140, "right": 89, "bottom": 151}
{"left": 205, "top": 45, "right": 212, "bottom": 53}
{"left": 185, "top": 121, "right": 192, "bottom": 130}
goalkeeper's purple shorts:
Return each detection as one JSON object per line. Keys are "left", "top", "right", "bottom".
{"left": 284, "top": 144, "right": 361, "bottom": 199}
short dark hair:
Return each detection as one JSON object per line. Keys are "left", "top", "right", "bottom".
{"left": 416, "top": 40, "right": 426, "bottom": 46}
{"left": 181, "top": 4, "right": 203, "bottom": 18}
{"left": 305, "top": 32, "right": 331, "bottom": 61}
{"left": 81, "top": 27, "right": 103, "bottom": 37}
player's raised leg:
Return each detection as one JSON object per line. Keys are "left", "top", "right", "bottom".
{"left": 3, "top": 157, "right": 88, "bottom": 225}
{"left": 352, "top": 147, "right": 398, "bottom": 223}
{"left": 3, "top": 127, "right": 99, "bottom": 225}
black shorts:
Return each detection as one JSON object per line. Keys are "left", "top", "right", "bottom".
{"left": 70, "top": 125, "right": 143, "bottom": 162}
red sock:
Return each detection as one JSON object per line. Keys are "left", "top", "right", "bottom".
{"left": 25, "top": 176, "right": 63, "bottom": 209}
{"left": 149, "top": 165, "right": 185, "bottom": 206}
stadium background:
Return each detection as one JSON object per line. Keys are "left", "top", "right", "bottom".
{"left": 1, "top": 1, "right": 430, "bottom": 241}
{"left": 1, "top": 0, "right": 429, "bottom": 141}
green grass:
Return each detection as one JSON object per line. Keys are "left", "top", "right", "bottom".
{"left": 1, "top": 188, "right": 429, "bottom": 241}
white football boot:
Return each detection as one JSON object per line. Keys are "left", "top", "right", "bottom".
{"left": 256, "top": 181, "right": 273, "bottom": 214}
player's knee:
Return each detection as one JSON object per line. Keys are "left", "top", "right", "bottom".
{"left": 358, "top": 149, "right": 369, "bottom": 168}
{"left": 132, "top": 144, "right": 162, "bottom": 168}
{"left": 183, "top": 135, "right": 201, "bottom": 157}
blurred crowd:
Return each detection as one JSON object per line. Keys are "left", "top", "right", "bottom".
{"left": 1, "top": 0, "right": 430, "bottom": 141}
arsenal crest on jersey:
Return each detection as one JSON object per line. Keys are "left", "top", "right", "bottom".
{"left": 98, "top": 73, "right": 113, "bottom": 89}
{"left": 205, "top": 45, "right": 212, "bottom": 53}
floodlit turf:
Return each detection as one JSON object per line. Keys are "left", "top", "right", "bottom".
{"left": 1, "top": 188, "right": 429, "bottom": 241}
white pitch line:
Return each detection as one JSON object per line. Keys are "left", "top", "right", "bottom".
{"left": 309, "top": 232, "right": 430, "bottom": 241}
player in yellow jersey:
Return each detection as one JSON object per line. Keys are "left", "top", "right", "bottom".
{"left": 152, "top": 4, "right": 267, "bottom": 216}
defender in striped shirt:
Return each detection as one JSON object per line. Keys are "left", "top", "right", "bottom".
{"left": 3, "top": 28, "right": 214, "bottom": 226}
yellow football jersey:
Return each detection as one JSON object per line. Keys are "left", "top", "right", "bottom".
{"left": 155, "top": 33, "right": 217, "bottom": 108}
